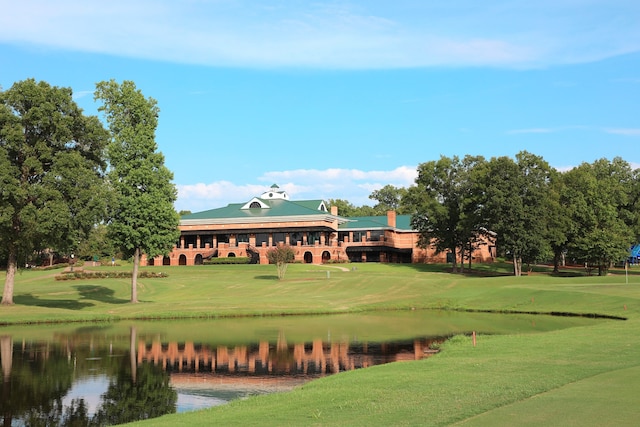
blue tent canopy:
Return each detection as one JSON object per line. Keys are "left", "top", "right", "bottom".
{"left": 631, "top": 244, "right": 640, "bottom": 258}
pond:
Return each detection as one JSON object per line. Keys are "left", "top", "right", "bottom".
{"left": 0, "top": 311, "right": 605, "bottom": 426}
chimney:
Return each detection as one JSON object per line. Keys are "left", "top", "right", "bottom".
{"left": 387, "top": 210, "right": 396, "bottom": 228}
{"left": 331, "top": 205, "right": 338, "bottom": 216}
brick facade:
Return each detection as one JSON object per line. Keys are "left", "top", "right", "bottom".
{"left": 143, "top": 187, "right": 495, "bottom": 266}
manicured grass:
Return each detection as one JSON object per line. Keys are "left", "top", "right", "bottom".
{"left": 1, "top": 262, "right": 640, "bottom": 425}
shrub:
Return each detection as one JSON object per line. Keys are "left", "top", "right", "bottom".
{"left": 266, "top": 245, "right": 296, "bottom": 280}
{"left": 203, "top": 257, "right": 251, "bottom": 265}
{"left": 55, "top": 271, "right": 168, "bottom": 280}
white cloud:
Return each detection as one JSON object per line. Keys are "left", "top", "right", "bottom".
{"left": 176, "top": 166, "right": 418, "bottom": 212}
{"left": 1, "top": 1, "right": 639, "bottom": 69}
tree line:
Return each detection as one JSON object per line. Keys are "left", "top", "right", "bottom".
{"left": 2, "top": 78, "right": 638, "bottom": 310}
{"left": 331, "top": 152, "right": 640, "bottom": 276}
{"left": 0, "top": 79, "right": 179, "bottom": 305}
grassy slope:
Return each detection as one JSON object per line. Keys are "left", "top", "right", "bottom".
{"left": 1, "top": 262, "right": 639, "bottom": 426}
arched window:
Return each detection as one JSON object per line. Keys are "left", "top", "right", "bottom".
{"left": 304, "top": 252, "right": 313, "bottom": 264}
{"left": 249, "top": 201, "right": 261, "bottom": 208}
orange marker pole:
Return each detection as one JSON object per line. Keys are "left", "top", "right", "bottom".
{"left": 472, "top": 331, "right": 476, "bottom": 347}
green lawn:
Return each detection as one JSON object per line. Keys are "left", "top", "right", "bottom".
{"left": 1, "top": 262, "right": 639, "bottom": 426}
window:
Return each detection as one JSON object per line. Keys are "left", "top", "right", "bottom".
{"left": 352, "top": 231, "right": 366, "bottom": 243}
{"left": 236, "top": 233, "right": 249, "bottom": 243}
{"left": 307, "top": 231, "right": 320, "bottom": 244}
{"left": 184, "top": 235, "right": 197, "bottom": 248}
{"left": 290, "top": 232, "right": 303, "bottom": 245}
{"left": 370, "top": 230, "right": 384, "bottom": 242}
{"left": 249, "top": 201, "right": 261, "bottom": 208}
{"left": 255, "top": 233, "right": 269, "bottom": 246}
{"left": 200, "top": 235, "right": 213, "bottom": 248}
{"left": 272, "top": 232, "right": 286, "bottom": 245}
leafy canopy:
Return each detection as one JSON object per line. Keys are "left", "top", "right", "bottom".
{"left": 1, "top": 79, "right": 108, "bottom": 304}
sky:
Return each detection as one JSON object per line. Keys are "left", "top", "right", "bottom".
{"left": 1, "top": 0, "right": 639, "bottom": 212}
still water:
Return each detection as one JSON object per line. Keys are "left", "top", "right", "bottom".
{"left": 0, "top": 311, "right": 604, "bottom": 426}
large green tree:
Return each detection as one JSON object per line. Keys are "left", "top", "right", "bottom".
{"left": 476, "top": 152, "right": 552, "bottom": 276}
{"left": 410, "top": 155, "right": 486, "bottom": 272}
{"left": 94, "top": 80, "right": 180, "bottom": 303}
{"left": 563, "top": 158, "right": 635, "bottom": 275}
{"left": 0, "top": 79, "right": 109, "bottom": 305}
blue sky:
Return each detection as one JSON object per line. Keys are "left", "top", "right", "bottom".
{"left": 1, "top": 0, "right": 639, "bottom": 212}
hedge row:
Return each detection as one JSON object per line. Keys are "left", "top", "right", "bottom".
{"left": 203, "top": 257, "right": 251, "bottom": 265}
{"left": 55, "top": 271, "right": 168, "bottom": 281}
{"left": 38, "top": 263, "right": 71, "bottom": 271}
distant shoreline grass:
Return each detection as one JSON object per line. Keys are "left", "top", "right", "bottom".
{"left": 2, "top": 262, "right": 639, "bottom": 425}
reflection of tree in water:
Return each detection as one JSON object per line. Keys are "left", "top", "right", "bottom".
{"left": 92, "top": 361, "right": 177, "bottom": 425}
{"left": 1, "top": 336, "right": 75, "bottom": 426}
{"left": 1, "top": 333, "right": 176, "bottom": 427}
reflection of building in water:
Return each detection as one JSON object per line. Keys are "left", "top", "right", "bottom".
{"left": 136, "top": 336, "right": 442, "bottom": 377}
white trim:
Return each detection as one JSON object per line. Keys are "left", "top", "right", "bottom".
{"left": 241, "top": 198, "right": 270, "bottom": 210}
{"left": 180, "top": 214, "right": 348, "bottom": 227}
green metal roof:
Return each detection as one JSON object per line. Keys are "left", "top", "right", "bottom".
{"left": 339, "top": 214, "right": 413, "bottom": 231}
{"left": 181, "top": 197, "right": 414, "bottom": 231}
{"left": 181, "top": 198, "right": 330, "bottom": 221}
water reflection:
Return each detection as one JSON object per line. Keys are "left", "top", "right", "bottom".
{"left": 0, "top": 331, "right": 440, "bottom": 426}
{"left": 0, "top": 311, "right": 606, "bottom": 426}
{"left": 1, "top": 331, "right": 177, "bottom": 426}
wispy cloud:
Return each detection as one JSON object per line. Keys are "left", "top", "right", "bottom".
{"left": 604, "top": 128, "right": 640, "bottom": 136}
{"left": 506, "top": 128, "right": 555, "bottom": 134}
{"left": 72, "top": 90, "right": 93, "bottom": 100}
{"left": 2, "top": 1, "right": 638, "bottom": 69}
{"left": 176, "top": 166, "right": 418, "bottom": 212}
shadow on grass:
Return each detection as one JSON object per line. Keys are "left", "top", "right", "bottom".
{"left": 254, "top": 275, "right": 279, "bottom": 280}
{"left": 74, "top": 285, "right": 129, "bottom": 305}
{"left": 383, "top": 262, "right": 513, "bottom": 277}
{"left": 14, "top": 293, "right": 94, "bottom": 310}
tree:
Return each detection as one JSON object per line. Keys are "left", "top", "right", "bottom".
{"left": 94, "top": 80, "right": 180, "bottom": 303}
{"left": 1, "top": 79, "right": 109, "bottom": 305}
{"left": 326, "top": 199, "right": 377, "bottom": 217}
{"left": 76, "top": 223, "right": 116, "bottom": 261}
{"left": 563, "top": 158, "right": 634, "bottom": 275}
{"left": 409, "top": 155, "right": 486, "bottom": 272}
{"left": 266, "top": 245, "right": 296, "bottom": 280}
{"left": 476, "top": 152, "right": 552, "bottom": 276}
{"left": 546, "top": 170, "right": 573, "bottom": 273}
{"left": 369, "top": 185, "right": 408, "bottom": 215}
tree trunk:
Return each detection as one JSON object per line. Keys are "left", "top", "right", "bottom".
{"left": 1, "top": 335, "right": 12, "bottom": 382}
{"left": 1, "top": 250, "right": 17, "bottom": 305}
{"left": 131, "top": 247, "right": 140, "bottom": 303}
{"left": 130, "top": 326, "right": 137, "bottom": 383}
{"left": 450, "top": 247, "right": 458, "bottom": 273}
{"left": 513, "top": 254, "right": 522, "bottom": 276}
{"left": 553, "top": 250, "right": 560, "bottom": 273}
{"left": 459, "top": 249, "right": 465, "bottom": 273}
{"left": 468, "top": 243, "right": 473, "bottom": 271}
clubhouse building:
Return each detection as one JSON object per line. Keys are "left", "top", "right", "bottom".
{"left": 144, "top": 185, "right": 495, "bottom": 266}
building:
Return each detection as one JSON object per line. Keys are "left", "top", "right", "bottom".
{"left": 144, "top": 185, "right": 495, "bottom": 266}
